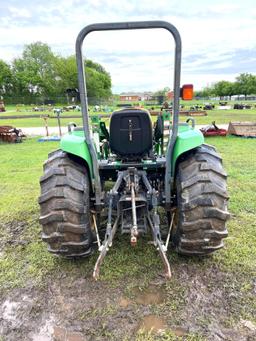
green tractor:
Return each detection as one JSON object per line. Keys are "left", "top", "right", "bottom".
{"left": 39, "top": 21, "right": 229, "bottom": 279}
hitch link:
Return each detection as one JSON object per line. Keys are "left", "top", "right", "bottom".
{"left": 93, "top": 172, "right": 124, "bottom": 280}
{"left": 148, "top": 189, "right": 172, "bottom": 279}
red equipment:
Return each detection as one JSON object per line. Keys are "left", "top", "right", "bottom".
{"left": 200, "top": 121, "right": 227, "bottom": 137}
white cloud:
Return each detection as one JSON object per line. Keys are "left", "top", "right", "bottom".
{"left": 0, "top": 0, "right": 255, "bottom": 92}
{"left": 8, "top": 7, "right": 31, "bottom": 19}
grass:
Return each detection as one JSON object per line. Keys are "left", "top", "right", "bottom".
{"left": 0, "top": 139, "right": 58, "bottom": 289}
{"left": 0, "top": 136, "right": 255, "bottom": 282}
{"left": 0, "top": 103, "right": 256, "bottom": 128}
{"left": 191, "top": 108, "right": 256, "bottom": 124}
{"left": 0, "top": 135, "right": 256, "bottom": 339}
{"left": 206, "top": 136, "right": 256, "bottom": 272}
{"left": 0, "top": 139, "right": 58, "bottom": 221}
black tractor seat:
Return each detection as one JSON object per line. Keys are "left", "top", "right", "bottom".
{"left": 109, "top": 108, "right": 153, "bottom": 159}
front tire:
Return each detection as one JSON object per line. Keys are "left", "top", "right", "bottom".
{"left": 172, "top": 144, "right": 230, "bottom": 255}
{"left": 39, "top": 150, "right": 94, "bottom": 258}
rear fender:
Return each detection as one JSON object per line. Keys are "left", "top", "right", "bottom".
{"left": 60, "top": 132, "right": 93, "bottom": 180}
{"left": 172, "top": 127, "right": 204, "bottom": 175}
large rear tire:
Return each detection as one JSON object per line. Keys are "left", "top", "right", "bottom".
{"left": 39, "top": 150, "right": 94, "bottom": 258}
{"left": 172, "top": 144, "right": 230, "bottom": 255}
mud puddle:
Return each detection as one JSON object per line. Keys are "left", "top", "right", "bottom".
{"left": 0, "top": 295, "right": 33, "bottom": 333}
{"left": 53, "top": 327, "right": 85, "bottom": 341}
{"left": 30, "top": 315, "right": 54, "bottom": 341}
{"left": 1, "top": 264, "right": 255, "bottom": 341}
{"left": 138, "top": 315, "right": 188, "bottom": 336}
{"left": 132, "top": 284, "right": 166, "bottom": 305}
{"left": 30, "top": 316, "right": 85, "bottom": 341}
{"left": 171, "top": 326, "right": 188, "bottom": 337}
{"left": 119, "top": 284, "right": 165, "bottom": 309}
{"left": 119, "top": 297, "right": 131, "bottom": 308}
{"left": 1, "top": 299, "right": 21, "bottom": 328}
{"left": 138, "top": 314, "right": 167, "bottom": 333}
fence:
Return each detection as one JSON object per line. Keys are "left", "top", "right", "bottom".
{"left": 2, "top": 95, "right": 116, "bottom": 106}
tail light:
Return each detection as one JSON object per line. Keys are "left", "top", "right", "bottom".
{"left": 181, "top": 84, "right": 193, "bottom": 100}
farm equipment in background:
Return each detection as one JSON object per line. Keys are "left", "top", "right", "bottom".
{"left": 0, "top": 126, "right": 26, "bottom": 143}
{"left": 200, "top": 121, "right": 227, "bottom": 137}
{"left": 37, "top": 114, "right": 61, "bottom": 142}
{"left": 228, "top": 122, "right": 256, "bottom": 137}
{"left": 37, "top": 110, "right": 64, "bottom": 142}
{"left": 233, "top": 104, "right": 252, "bottom": 110}
{"left": 0, "top": 100, "right": 5, "bottom": 112}
{"left": 39, "top": 21, "right": 229, "bottom": 279}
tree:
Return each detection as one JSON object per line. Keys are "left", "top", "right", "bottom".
{"left": 85, "top": 60, "right": 112, "bottom": 100}
{"left": 0, "top": 60, "right": 13, "bottom": 95}
{"left": 54, "top": 55, "right": 112, "bottom": 101}
{"left": 194, "top": 86, "right": 213, "bottom": 99}
{"left": 54, "top": 55, "right": 78, "bottom": 94}
{"left": 153, "top": 87, "right": 170, "bottom": 104}
{"left": 235, "top": 73, "right": 256, "bottom": 98}
{"left": 2, "top": 41, "right": 112, "bottom": 102}
{"left": 12, "top": 42, "right": 57, "bottom": 96}
{"left": 213, "top": 81, "right": 235, "bottom": 99}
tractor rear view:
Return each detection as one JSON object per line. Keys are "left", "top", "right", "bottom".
{"left": 39, "top": 21, "right": 229, "bottom": 279}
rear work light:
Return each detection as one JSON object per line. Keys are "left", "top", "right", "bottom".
{"left": 181, "top": 84, "right": 193, "bottom": 100}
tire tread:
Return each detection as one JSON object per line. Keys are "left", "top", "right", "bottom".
{"left": 39, "top": 150, "right": 93, "bottom": 258}
{"left": 173, "top": 144, "right": 229, "bottom": 255}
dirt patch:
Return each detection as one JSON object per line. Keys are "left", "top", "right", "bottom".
{"left": 0, "top": 292, "right": 36, "bottom": 339}
{"left": 171, "top": 326, "right": 188, "bottom": 337}
{"left": 0, "top": 220, "right": 31, "bottom": 249}
{"left": 138, "top": 314, "right": 167, "bottom": 333}
{"left": 162, "top": 263, "right": 256, "bottom": 341}
{"left": 30, "top": 315, "right": 55, "bottom": 341}
{"left": 1, "top": 300, "right": 21, "bottom": 328}
{"left": 0, "top": 261, "right": 255, "bottom": 340}
{"left": 119, "top": 298, "right": 131, "bottom": 308}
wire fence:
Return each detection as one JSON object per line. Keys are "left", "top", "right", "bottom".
{"left": 2, "top": 95, "right": 119, "bottom": 106}
{"left": 2, "top": 94, "right": 256, "bottom": 107}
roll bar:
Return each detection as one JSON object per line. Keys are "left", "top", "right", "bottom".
{"left": 75, "top": 21, "right": 182, "bottom": 207}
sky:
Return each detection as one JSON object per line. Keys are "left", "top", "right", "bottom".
{"left": 0, "top": 0, "right": 256, "bottom": 93}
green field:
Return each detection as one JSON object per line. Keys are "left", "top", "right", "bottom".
{"left": 0, "top": 103, "right": 256, "bottom": 128}
{"left": 0, "top": 136, "right": 255, "bottom": 340}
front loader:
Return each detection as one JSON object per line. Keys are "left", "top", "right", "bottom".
{"left": 39, "top": 21, "right": 229, "bottom": 279}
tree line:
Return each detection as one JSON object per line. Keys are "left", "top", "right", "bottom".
{"left": 0, "top": 42, "right": 112, "bottom": 103}
{"left": 195, "top": 73, "right": 256, "bottom": 99}
{"left": 1, "top": 42, "right": 255, "bottom": 104}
